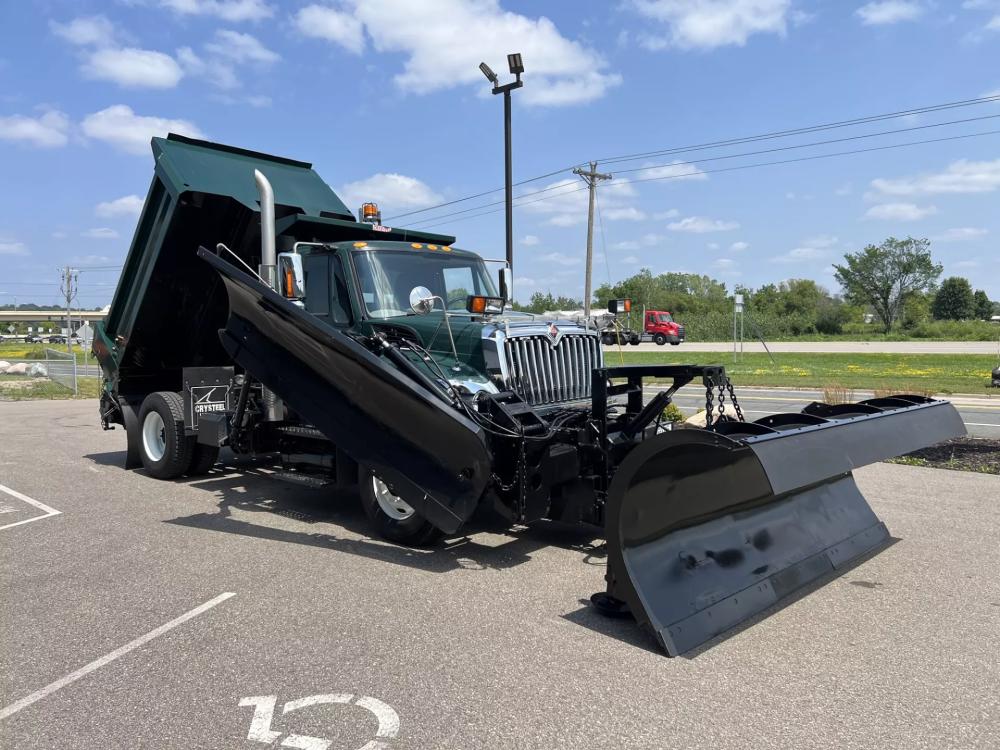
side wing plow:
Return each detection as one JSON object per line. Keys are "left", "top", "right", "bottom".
{"left": 599, "top": 375, "right": 966, "bottom": 657}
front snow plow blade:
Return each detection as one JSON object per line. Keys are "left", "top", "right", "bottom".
{"left": 603, "top": 395, "right": 966, "bottom": 656}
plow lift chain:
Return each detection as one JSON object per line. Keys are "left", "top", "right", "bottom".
{"left": 705, "top": 376, "right": 745, "bottom": 428}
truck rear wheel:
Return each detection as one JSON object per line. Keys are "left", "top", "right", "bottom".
{"left": 359, "top": 467, "right": 443, "bottom": 546}
{"left": 653, "top": 333, "right": 666, "bottom": 346}
{"left": 138, "top": 391, "right": 192, "bottom": 479}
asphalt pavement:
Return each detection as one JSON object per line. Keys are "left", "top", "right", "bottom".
{"left": 1, "top": 399, "right": 998, "bottom": 749}
{"left": 657, "top": 385, "right": 1000, "bottom": 438}
{"left": 612, "top": 340, "right": 1000, "bottom": 353}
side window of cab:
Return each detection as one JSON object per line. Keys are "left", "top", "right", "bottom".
{"left": 302, "top": 253, "right": 353, "bottom": 326}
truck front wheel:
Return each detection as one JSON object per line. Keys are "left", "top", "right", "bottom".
{"left": 359, "top": 467, "right": 443, "bottom": 546}
{"left": 137, "top": 391, "right": 192, "bottom": 479}
{"left": 653, "top": 333, "right": 666, "bottom": 346}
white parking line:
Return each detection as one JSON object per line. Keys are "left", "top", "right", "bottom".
{"left": 0, "top": 592, "right": 236, "bottom": 721}
{"left": 0, "top": 484, "right": 61, "bottom": 531}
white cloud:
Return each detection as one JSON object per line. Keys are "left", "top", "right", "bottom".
{"left": 338, "top": 173, "right": 442, "bottom": 213}
{"left": 515, "top": 276, "right": 537, "bottom": 288}
{"left": 708, "top": 242, "right": 719, "bottom": 250}
{"left": 641, "top": 233, "right": 665, "bottom": 245}
{"left": 602, "top": 207, "right": 648, "bottom": 221}
{"left": 771, "top": 246, "right": 826, "bottom": 263}
{"left": 613, "top": 240, "right": 641, "bottom": 250}
{"left": 96, "top": 195, "right": 144, "bottom": 218}
{"left": 0, "top": 240, "right": 29, "bottom": 256}
{"left": 954, "top": 259, "right": 981, "bottom": 269}
{"left": 834, "top": 183, "right": 852, "bottom": 196}
{"left": 856, "top": 1, "right": 925, "bottom": 25}
{"left": 205, "top": 30, "right": 279, "bottom": 64}
{"left": 933, "top": 227, "right": 988, "bottom": 242}
{"left": 636, "top": 162, "right": 708, "bottom": 181}
{"left": 632, "top": 0, "right": 793, "bottom": 50}
{"left": 864, "top": 202, "right": 937, "bottom": 221}
{"left": 294, "top": 5, "right": 365, "bottom": 55}
{"left": 71, "top": 254, "right": 113, "bottom": 265}
{"left": 50, "top": 16, "right": 118, "bottom": 46}
{"left": 713, "top": 258, "right": 737, "bottom": 269}
{"left": 539, "top": 252, "right": 581, "bottom": 266}
{"left": 870, "top": 158, "right": 1000, "bottom": 195}
{"left": 176, "top": 47, "right": 239, "bottom": 89}
{"left": 82, "top": 227, "right": 120, "bottom": 239}
{"left": 730, "top": 240, "right": 749, "bottom": 252}
{"left": 83, "top": 47, "right": 184, "bottom": 88}
{"left": 667, "top": 215, "right": 739, "bottom": 233}
{"left": 521, "top": 235, "right": 540, "bottom": 246}
{"left": 802, "top": 234, "right": 839, "bottom": 248}
{"left": 81, "top": 105, "right": 205, "bottom": 155}
{"left": 621, "top": 255, "right": 640, "bottom": 264}
{"left": 653, "top": 208, "right": 680, "bottom": 219}
{"left": 295, "top": 0, "right": 621, "bottom": 106}
{"left": 522, "top": 177, "right": 637, "bottom": 226}
{"left": 0, "top": 110, "right": 70, "bottom": 148}
{"left": 157, "top": 0, "right": 273, "bottom": 22}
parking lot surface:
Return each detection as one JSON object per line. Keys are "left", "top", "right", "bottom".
{"left": 2, "top": 399, "right": 998, "bottom": 749}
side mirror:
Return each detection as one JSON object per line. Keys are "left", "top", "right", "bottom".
{"left": 277, "top": 253, "right": 305, "bottom": 299}
{"left": 498, "top": 266, "right": 513, "bottom": 304}
{"left": 409, "top": 286, "right": 436, "bottom": 315}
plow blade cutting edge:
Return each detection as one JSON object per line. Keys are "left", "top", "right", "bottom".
{"left": 603, "top": 398, "right": 966, "bottom": 656}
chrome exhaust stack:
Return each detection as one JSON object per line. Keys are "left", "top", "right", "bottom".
{"left": 253, "top": 168, "right": 282, "bottom": 422}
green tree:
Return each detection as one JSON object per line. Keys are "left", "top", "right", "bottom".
{"left": 973, "top": 289, "right": 993, "bottom": 320}
{"left": 931, "top": 277, "right": 975, "bottom": 320}
{"left": 833, "top": 237, "right": 942, "bottom": 333}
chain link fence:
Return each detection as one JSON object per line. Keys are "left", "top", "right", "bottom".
{"left": 0, "top": 348, "right": 100, "bottom": 397}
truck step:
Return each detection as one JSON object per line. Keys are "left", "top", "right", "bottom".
{"left": 271, "top": 470, "right": 332, "bottom": 489}
{"left": 273, "top": 424, "right": 328, "bottom": 440}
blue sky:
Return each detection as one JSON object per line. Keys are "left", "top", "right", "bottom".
{"left": 1, "top": 0, "right": 998, "bottom": 309}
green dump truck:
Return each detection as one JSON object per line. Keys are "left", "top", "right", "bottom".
{"left": 94, "top": 134, "right": 965, "bottom": 656}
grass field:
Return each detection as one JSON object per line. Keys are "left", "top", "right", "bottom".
{"left": 0, "top": 374, "right": 101, "bottom": 400}
{"left": 610, "top": 350, "right": 998, "bottom": 395}
{"left": 0, "top": 341, "right": 90, "bottom": 363}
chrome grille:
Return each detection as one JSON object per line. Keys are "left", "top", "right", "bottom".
{"left": 503, "top": 334, "right": 602, "bottom": 406}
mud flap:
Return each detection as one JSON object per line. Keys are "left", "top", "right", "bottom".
{"left": 603, "top": 400, "right": 966, "bottom": 656}
{"left": 197, "top": 247, "right": 491, "bottom": 534}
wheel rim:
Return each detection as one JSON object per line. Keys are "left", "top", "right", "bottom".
{"left": 372, "top": 476, "right": 415, "bottom": 520}
{"left": 142, "top": 411, "right": 166, "bottom": 462}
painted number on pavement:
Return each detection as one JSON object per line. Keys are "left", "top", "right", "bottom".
{"left": 239, "top": 693, "right": 400, "bottom": 750}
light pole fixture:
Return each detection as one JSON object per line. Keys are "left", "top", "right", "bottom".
{"left": 479, "top": 53, "right": 523, "bottom": 302}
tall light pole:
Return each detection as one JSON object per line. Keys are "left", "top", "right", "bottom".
{"left": 480, "top": 53, "right": 523, "bottom": 302}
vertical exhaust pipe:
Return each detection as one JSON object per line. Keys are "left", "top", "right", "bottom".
{"left": 254, "top": 168, "right": 282, "bottom": 422}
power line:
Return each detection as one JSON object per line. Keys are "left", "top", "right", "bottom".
{"left": 406, "top": 127, "right": 1000, "bottom": 231}
{"left": 403, "top": 121, "right": 1000, "bottom": 230}
{"left": 593, "top": 93, "right": 1000, "bottom": 166}
{"left": 609, "top": 112, "right": 1000, "bottom": 177}
{"left": 383, "top": 92, "right": 1000, "bottom": 223}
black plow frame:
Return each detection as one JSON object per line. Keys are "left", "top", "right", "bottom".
{"left": 591, "top": 365, "right": 966, "bottom": 657}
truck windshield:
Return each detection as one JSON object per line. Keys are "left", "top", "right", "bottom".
{"left": 352, "top": 249, "right": 498, "bottom": 319}
{"left": 656, "top": 313, "right": 673, "bottom": 323}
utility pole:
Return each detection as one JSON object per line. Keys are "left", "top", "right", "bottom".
{"left": 573, "top": 161, "right": 612, "bottom": 318}
{"left": 60, "top": 266, "right": 78, "bottom": 354}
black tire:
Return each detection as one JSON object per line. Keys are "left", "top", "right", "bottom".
{"left": 358, "top": 466, "right": 443, "bottom": 546}
{"left": 186, "top": 443, "right": 220, "bottom": 476}
{"left": 137, "top": 391, "right": 192, "bottom": 479}
{"left": 601, "top": 333, "right": 614, "bottom": 346}
{"left": 121, "top": 400, "right": 143, "bottom": 469}
{"left": 629, "top": 335, "right": 641, "bottom": 346}
{"left": 670, "top": 341, "right": 681, "bottom": 346}
{"left": 653, "top": 333, "right": 666, "bottom": 346}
